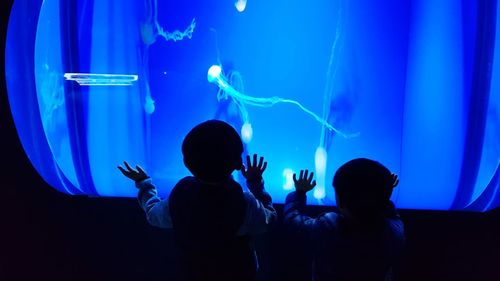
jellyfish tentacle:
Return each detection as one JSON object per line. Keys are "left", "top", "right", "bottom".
{"left": 207, "top": 65, "right": 357, "bottom": 138}
{"left": 156, "top": 18, "right": 196, "bottom": 42}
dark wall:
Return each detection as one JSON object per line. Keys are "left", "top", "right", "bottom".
{"left": 1, "top": 1, "right": 498, "bottom": 280}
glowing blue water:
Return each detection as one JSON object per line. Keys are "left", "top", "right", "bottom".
{"left": 5, "top": 0, "right": 500, "bottom": 210}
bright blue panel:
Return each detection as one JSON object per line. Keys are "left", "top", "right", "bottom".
{"left": 401, "top": 0, "right": 466, "bottom": 210}
{"left": 5, "top": 0, "right": 499, "bottom": 211}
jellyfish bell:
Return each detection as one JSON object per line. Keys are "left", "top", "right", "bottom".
{"left": 235, "top": 0, "right": 247, "bottom": 13}
{"left": 241, "top": 122, "right": 253, "bottom": 143}
{"left": 140, "top": 22, "right": 157, "bottom": 46}
{"left": 144, "top": 97, "right": 155, "bottom": 114}
{"left": 207, "top": 65, "right": 222, "bottom": 83}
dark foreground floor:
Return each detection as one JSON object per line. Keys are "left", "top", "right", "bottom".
{"left": 0, "top": 183, "right": 499, "bottom": 281}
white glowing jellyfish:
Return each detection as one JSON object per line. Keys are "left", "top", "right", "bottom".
{"left": 241, "top": 122, "right": 253, "bottom": 143}
{"left": 209, "top": 64, "right": 254, "bottom": 142}
{"left": 283, "top": 168, "right": 295, "bottom": 190}
{"left": 314, "top": 146, "right": 328, "bottom": 199}
{"left": 235, "top": 0, "right": 247, "bottom": 12}
{"left": 207, "top": 65, "right": 222, "bottom": 83}
{"left": 314, "top": 4, "right": 347, "bottom": 200}
{"left": 208, "top": 2, "right": 357, "bottom": 204}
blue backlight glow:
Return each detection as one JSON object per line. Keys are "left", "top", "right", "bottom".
{"left": 5, "top": 0, "right": 499, "bottom": 211}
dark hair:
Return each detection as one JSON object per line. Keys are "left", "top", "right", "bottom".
{"left": 182, "top": 120, "right": 243, "bottom": 182}
{"left": 333, "top": 158, "right": 393, "bottom": 221}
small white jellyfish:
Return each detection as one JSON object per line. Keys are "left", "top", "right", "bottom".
{"left": 314, "top": 188, "right": 326, "bottom": 200}
{"left": 241, "top": 122, "right": 253, "bottom": 143}
{"left": 235, "top": 0, "right": 247, "bottom": 12}
{"left": 144, "top": 96, "right": 155, "bottom": 114}
{"left": 315, "top": 146, "right": 327, "bottom": 172}
{"left": 314, "top": 146, "right": 328, "bottom": 200}
{"left": 283, "top": 168, "right": 295, "bottom": 190}
{"left": 207, "top": 65, "right": 222, "bottom": 83}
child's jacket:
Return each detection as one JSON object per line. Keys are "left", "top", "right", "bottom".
{"left": 137, "top": 176, "right": 276, "bottom": 281}
{"left": 284, "top": 191, "right": 405, "bottom": 281}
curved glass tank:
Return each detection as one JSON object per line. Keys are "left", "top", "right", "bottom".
{"left": 5, "top": 0, "right": 500, "bottom": 211}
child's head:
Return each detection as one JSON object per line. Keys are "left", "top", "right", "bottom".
{"left": 182, "top": 120, "right": 243, "bottom": 183}
{"left": 333, "top": 158, "right": 394, "bottom": 221}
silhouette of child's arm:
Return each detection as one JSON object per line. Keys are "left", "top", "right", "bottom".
{"left": 283, "top": 170, "right": 319, "bottom": 240}
{"left": 238, "top": 154, "right": 277, "bottom": 235}
{"left": 118, "top": 161, "right": 172, "bottom": 229}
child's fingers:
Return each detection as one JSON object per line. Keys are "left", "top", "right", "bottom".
{"left": 136, "top": 165, "right": 146, "bottom": 175}
{"left": 293, "top": 173, "right": 298, "bottom": 183}
{"left": 253, "top": 154, "right": 257, "bottom": 166}
{"left": 117, "top": 166, "right": 128, "bottom": 175}
{"left": 308, "top": 172, "right": 314, "bottom": 183}
{"left": 311, "top": 180, "right": 317, "bottom": 188}
{"left": 246, "top": 155, "right": 251, "bottom": 168}
{"left": 258, "top": 156, "right": 264, "bottom": 169}
{"left": 304, "top": 169, "right": 309, "bottom": 180}
{"left": 261, "top": 161, "right": 267, "bottom": 172}
{"left": 299, "top": 170, "right": 304, "bottom": 180}
{"left": 124, "top": 161, "right": 133, "bottom": 171}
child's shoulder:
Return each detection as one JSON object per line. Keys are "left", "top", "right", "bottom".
{"left": 170, "top": 176, "right": 199, "bottom": 197}
{"left": 177, "top": 176, "right": 197, "bottom": 184}
{"left": 172, "top": 176, "right": 197, "bottom": 188}
{"left": 315, "top": 211, "right": 341, "bottom": 231}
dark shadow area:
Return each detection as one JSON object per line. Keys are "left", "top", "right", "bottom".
{"left": 0, "top": 182, "right": 498, "bottom": 281}
{"left": 1, "top": 1, "right": 498, "bottom": 280}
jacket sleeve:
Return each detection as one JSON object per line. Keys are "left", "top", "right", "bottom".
{"left": 283, "top": 191, "right": 318, "bottom": 240}
{"left": 136, "top": 178, "right": 173, "bottom": 229}
{"left": 237, "top": 179, "right": 277, "bottom": 235}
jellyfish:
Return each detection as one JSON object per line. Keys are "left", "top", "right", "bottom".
{"left": 235, "top": 0, "right": 248, "bottom": 13}
{"left": 208, "top": 63, "right": 358, "bottom": 199}
{"left": 141, "top": 0, "right": 196, "bottom": 45}
{"left": 211, "top": 64, "right": 253, "bottom": 142}
{"left": 137, "top": 0, "right": 196, "bottom": 170}
{"left": 209, "top": 27, "right": 254, "bottom": 144}
{"left": 207, "top": 64, "right": 352, "bottom": 138}
{"left": 140, "top": 0, "right": 197, "bottom": 115}
{"left": 315, "top": 3, "right": 350, "bottom": 200}
{"left": 208, "top": 1, "right": 355, "bottom": 202}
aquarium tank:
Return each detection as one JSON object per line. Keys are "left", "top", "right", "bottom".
{"left": 4, "top": 0, "right": 500, "bottom": 211}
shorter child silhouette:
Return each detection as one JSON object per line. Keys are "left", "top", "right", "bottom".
{"left": 284, "top": 158, "right": 405, "bottom": 281}
{"left": 119, "top": 120, "right": 277, "bottom": 281}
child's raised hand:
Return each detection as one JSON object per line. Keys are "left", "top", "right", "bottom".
{"left": 118, "top": 161, "right": 150, "bottom": 183}
{"left": 293, "top": 169, "right": 316, "bottom": 193}
{"left": 241, "top": 154, "right": 267, "bottom": 181}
